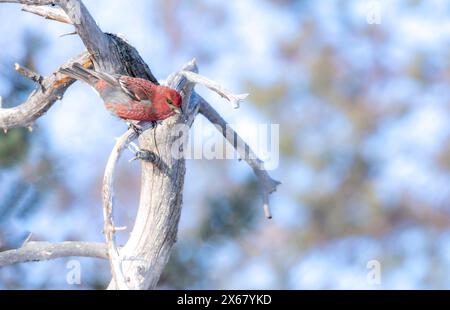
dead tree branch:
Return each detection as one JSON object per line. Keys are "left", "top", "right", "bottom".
{"left": 0, "top": 241, "right": 108, "bottom": 267}
{"left": 0, "top": 0, "right": 55, "bottom": 5}
{"left": 0, "top": 51, "right": 91, "bottom": 129}
{"left": 180, "top": 71, "right": 248, "bottom": 109}
{"left": 199, "top": 98, "right": 280, "bottom": 218}
{"left": 14, "top": 63, "right": 44, "bottom": 85}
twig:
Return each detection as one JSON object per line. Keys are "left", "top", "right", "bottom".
{"left": 198, "top": 97, "right": 280, "bottom": 219}
{"left": 0, "top": 241, "right": 108, "bottom": 267}
{"left": 22, "top": 4, "right": 72, "bottom": 24}
{"left": 59, "top": 31, "right": 77, "bottom": 37}
{"left": 21, "top": 233, "right": 33, "bottom": 246}
{"left": 15, "top": 63, "right": 44, "bottom": 85}
{"left": 181, "top": 70, "right": 248, "bottom": 109}
{"left": 0, "top": 51, "right": 91, "bottom": 129}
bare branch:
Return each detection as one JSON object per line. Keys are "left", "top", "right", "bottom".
{"left": 181, "top": 70, "right": 248, "bottom": 109}
{"left": 102, "top": 122, "right": 158, "bottom": 290}
{"left": 0, "top": 0, "right": 55, "bottom": 5}
{"left": 22, "top": 4, "right": 72, "bottom": 24}
{"left": 0, "top": 51, "right": 91, "bottom": 130}
{"left": 14, "top": 63, "right": 44, "bottom": 85}
{"left": 0, "top": 241, "right": 108, "bottom": 267}
{"left": 199, "top": 97, "right": 281, "bottom": 219}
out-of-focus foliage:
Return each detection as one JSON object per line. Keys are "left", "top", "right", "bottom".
{"left": 0, "top": 129, "right": 29, "bottom": 167}
{"left": 0, "top": 33, "right": 43, "bottom": 167}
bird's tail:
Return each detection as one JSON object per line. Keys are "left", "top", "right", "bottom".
{"left": 59, "top": 63, "right": 118, "bottom": 86}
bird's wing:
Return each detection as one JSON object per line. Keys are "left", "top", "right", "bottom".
{"left": 118, "top": 76, "right": 156, "bottom": 103}
{"left": 70, "top": 63, "right": 122, "bottom": 87}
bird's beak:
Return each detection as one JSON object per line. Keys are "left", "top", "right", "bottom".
{"left": 166, "top": 99, "right": 182, "bottom": 114}
{"left": 169, "top": 103, "right": 181, "bottom": 114}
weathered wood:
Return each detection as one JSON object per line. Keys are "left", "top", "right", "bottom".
{"left": 0, "top": 241, "right": 108, "bottom": 267}
{"left": 199, "top": 98, "right": 281, "bottom": 219}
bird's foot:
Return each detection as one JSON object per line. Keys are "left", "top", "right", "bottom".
{"left": 127, "top": 122, "right": 144, "bottom": 135}
{"left": 150, "top": 120, "right": 161, "bottom": 128}
{"left": 127, "top": 142, "right": 157, "bottom": 162}
{"left": 127, "top": 121, "right": 160, "bottom": 135}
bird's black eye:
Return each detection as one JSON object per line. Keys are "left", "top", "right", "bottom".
{"left": 166, "top": 98, "right": 173, "bottom": 105}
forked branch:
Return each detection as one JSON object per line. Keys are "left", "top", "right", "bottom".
{"left": 181, "top": 71, "right": 248, "bottom": 109}
{"left": 0, "top": 51, "right": 91, "bottom": 130}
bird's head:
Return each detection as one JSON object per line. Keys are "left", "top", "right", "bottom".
{"left": 163, "top": 87, "right": 183, "bottom": 114}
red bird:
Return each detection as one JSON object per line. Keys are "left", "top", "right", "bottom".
{"left": 60, "top": 63, "right": 182, "bottom": 122}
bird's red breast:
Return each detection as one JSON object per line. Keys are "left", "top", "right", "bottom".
{"left": 104, "top": 98, "right": 176, "bottom": 121}
{"left": 98, "top": 76, "right": 182, "bottom": 122}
